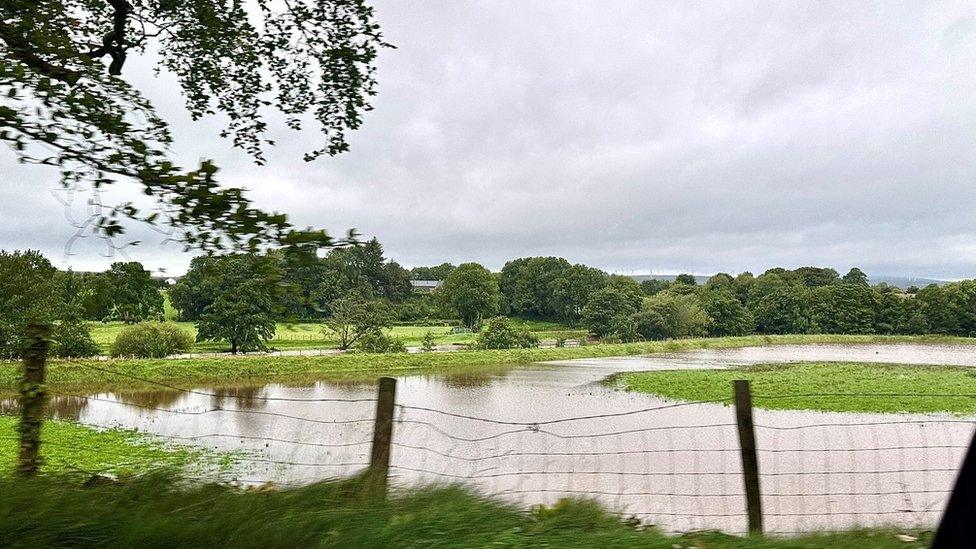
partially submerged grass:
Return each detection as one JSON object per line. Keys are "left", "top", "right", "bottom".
{"left": 0, "top": 474, "right": 933, "bottom": 547}
{"left": 0, "top": 415, "right": 222, "bottom": 478}
{"left": 616, "top": 361, "right": 976, "bottom": 414}
{"left": 2, "top": 334, "right": 972, "bottom": 397}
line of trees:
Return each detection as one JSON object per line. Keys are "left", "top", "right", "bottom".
{"left": 6, "top": 245, "right": 976, "bottom": 357}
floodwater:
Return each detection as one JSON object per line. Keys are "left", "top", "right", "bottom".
{"left": 22, "top": 343, "right": 976, "bottom": 535}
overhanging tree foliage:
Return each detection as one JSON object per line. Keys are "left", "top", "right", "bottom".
{"left": 1, "top": 0, "right": 388, "bottom": 250}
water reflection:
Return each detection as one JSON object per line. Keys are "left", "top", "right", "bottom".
{"left": 7, "top": 343, "right": 976, "bottom": 535}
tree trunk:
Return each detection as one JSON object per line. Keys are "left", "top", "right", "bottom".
{"left": 231, "top": 339, "right": 238, "bottom": 354}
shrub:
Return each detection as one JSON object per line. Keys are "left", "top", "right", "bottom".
{"left": 51, "top": 320, "right": 101, "bottom": 358}
{"left": 421, "top": 331, "right": 436, "bottom": 352}
{"left": 110, "top": 322, "right": 194, "bottom": 358}
{"left": 476, "top": 317, "right": 539, "bottom": 349}
{"left": 356, "top": 331, "right": 407, "bottom": 353}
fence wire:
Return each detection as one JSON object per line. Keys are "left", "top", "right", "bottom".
{"left": 2, "top": 364, "right": 974, "bottom": 536}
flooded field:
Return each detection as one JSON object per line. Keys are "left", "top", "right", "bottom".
{"left": 20, "top": 343, "right": 976, "bottom": 535}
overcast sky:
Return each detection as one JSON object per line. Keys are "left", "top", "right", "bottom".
{"left": 2, "top": 1, "right": 975, "bottom": 278}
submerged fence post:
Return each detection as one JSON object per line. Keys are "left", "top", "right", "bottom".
{"left": 18, "top": 323, "right": 51, "bottom": 477}
{"left": 733, "top": 379, "right": 763, "bottom": 535}
{"left": 368, "top": 377, "right": 397, "bottom": 495}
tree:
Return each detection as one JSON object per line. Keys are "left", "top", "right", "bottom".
{"left": 581, "top": 286, "right": 641, "bottom": 338}
{"left": 915, "top": 284, "right": 958, "bottom": 335}
{"left": 640, "top": 278, "right": 670, "bottom": 296}
{"left": 0, "top": 250, "right": 61, "bottom": 358}
{"left": 792, "top": 267, "right": 840, "bottom": 288}
{"left": 732, "top": 272, "right": 754, "bottom": 304}
{"left": 499, "top": 257, "right": 573, "bottom": 318}
{"left": 77, "top": 272, "right": 114, "bottom": 320}
{"left": 631, "top": 309, "right": 669, "bottom": 340}
{"left": 674, "top": 273, "right": 698, "bottom": 286}
{"left": 324, "top": 296, "right": 392, "bottom": 350}
{"left": 2, "top": 0, "right": 388, "bottom": 249}
{"left": 279, "top": 246, "right": 330, "bottom": 319}
{"left": 644, "top": 292, "right": 710, "bottom": 338}
{"left": 476, "top": 317, "right": 539, "bottom": 349}
{"left": 105, "top": 261, "right": 164, "bottom": 322}
{"left": 322, "top": 238, "right": 412, "bottom": 303}
{"left": 549, "top": 264, "right": 608, "bottom": 323}
{"left": 842, "top": 267, "right": 870, "bottom": 286}
{"left": 169, "top": 255, "right": 223, "bottom": 321}
{"left": 702, "top": 290, "right": 754, "bottom": 337}
{"left": 809, "top": 284, "right": 876, "bottom": 334}
{"left": 439, "top": 263, "right": 499, "bottom": 328}
{"left": 753, "top": 286, "right": 809, "bottom": 334}
{"left": 411, "top": 263, "right": 456, "bottom": 281}
{"left": 195, "top": 255, "right": 282, "bottom": 353}
{"left": 705, "top": 273, "right": 735, "bottom": 291}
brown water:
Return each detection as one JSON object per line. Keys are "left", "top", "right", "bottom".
{"left": 26, "top": 343, "right": 976, "bottom": 535}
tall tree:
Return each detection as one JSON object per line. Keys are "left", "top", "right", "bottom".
{"left": 105, "top": 261, "right": 163, "bottom": 322}
{"left": 439, "top": 263, "right": 499, "bottom": 328}
{"left": 0, "top": 250, "right": 60, "bottom": 358}
{"left": 1, "top": 0, "right": 387, "bottom": 249}
{"left": 842, "top": 267, "right": 870, "bottom": 286}
{"left": 194, "top": 254, "right": 283, "bottom": 353}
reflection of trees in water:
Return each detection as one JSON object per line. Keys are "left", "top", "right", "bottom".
{"left": 0, "top": 395, "right": 90, "bottom": 420}
{"left": 114, "top": 390, "right": 187, "bottom": 410}
{"left": 439, "top": 373, "right": 495, "bottom": 389}
{"left": 109, "top": 386, "right": 271, "bottom": 412}
{"left": 48, "top": 395, "right": 89, "bottom": 420}
{"left": 317, "top": 379, "right": 379, "bottom": 390}
{"left": 209, "top": 387, "right": 268, "bottom": 411}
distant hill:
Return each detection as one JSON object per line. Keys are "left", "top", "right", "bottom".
{"left": 867, "top": 275, "right": 948, "bottom": 289}
{"left": 627, "top": 273, "right": 949, "bottom": 289}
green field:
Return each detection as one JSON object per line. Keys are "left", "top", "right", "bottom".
{"left": 0, "top": 473, "right": 932, "bottom": 547}
{"left": 88, "top": 319, "right": 588, "bottom": 354}
{"left": 0, "top": 416, "right": 216, "bottom": 477}
{"left": 2, "top": 334, "right": 972, "bottom": 397}
{"left": 616, "top": 361, "right": 976, "bottom": 414}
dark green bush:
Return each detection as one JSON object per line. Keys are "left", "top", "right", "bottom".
{"left": 356, "top": 331, "right": 407, "bottom": 353}
{"left": 110, "top": 322, "right": 193, "bottom": 358}
{"left": 51, "top": 320, "right": 101, "bottom": 358}
{"left": 476, "top": 317, "right": 539, "bottom": 349}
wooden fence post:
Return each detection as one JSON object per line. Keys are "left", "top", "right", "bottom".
{"left": 368, "top": 377, "right": 397, "bottom": 495}
{"left": 733, "top": 379, "right": 763, "bottom": 535}
{"left": 18, "top": 323, "right": 51, "bottom": 478}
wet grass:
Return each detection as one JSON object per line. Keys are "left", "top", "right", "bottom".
{"left": 0, "top": 415, "right": 219, "bottom": 478}
{"left": 617, "top": 361, "right": 976, "bottom": 414}
{"left": 88, "top": 320, "right": 589, "bottom": 354}
{"left": 0, "top": 474, "right": 933, "bottom": 547}
{"left": 1, "top": 334, "right": 972, "bottom": 397}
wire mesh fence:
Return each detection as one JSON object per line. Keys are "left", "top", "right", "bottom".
{"left": 5, "top": 351, "right": 975, "bottom": 537}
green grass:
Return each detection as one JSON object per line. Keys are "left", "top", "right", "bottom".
{"left": 616, "top": 361, "right": 976, "bottom": 414}
{"left": 2, "top": 334, "right": 972, "bottom": 397}
{"left": 0, "top": 474, "right": 933, "bottom": 547}
{"left": 88, "top": 321, "right": 589, "bottom": 354}
{"left": 0, "top": 415, "right": 217, "bottom": 477}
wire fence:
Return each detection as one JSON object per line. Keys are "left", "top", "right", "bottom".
{"left": 5, "top": 337, "right": 975, "bottom": 537}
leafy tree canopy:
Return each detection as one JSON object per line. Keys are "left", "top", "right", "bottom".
{"left": 1, "top": 0, "right": 388, "bottom": 250}
{"left": 439, "top": 262, "right": 499, "bottom": 328}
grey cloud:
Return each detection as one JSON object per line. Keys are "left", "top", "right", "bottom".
{"left": 1, "top": 0, "right": 975, "bottom": 278}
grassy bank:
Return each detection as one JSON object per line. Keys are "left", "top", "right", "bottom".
{"left": 0, "top": 474, "right": 932, "bottom": 547}
{"left": 0, "top": 416, "right": 214, "bottom": 477}
{"left": 88, "top": 320, "right": 587, "bottom": 354}
{"left": 616, "top": 361, "right": 976, "bottom": 414}
{"left": 1, "top": 334, "right": 972, "bottom": 396}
